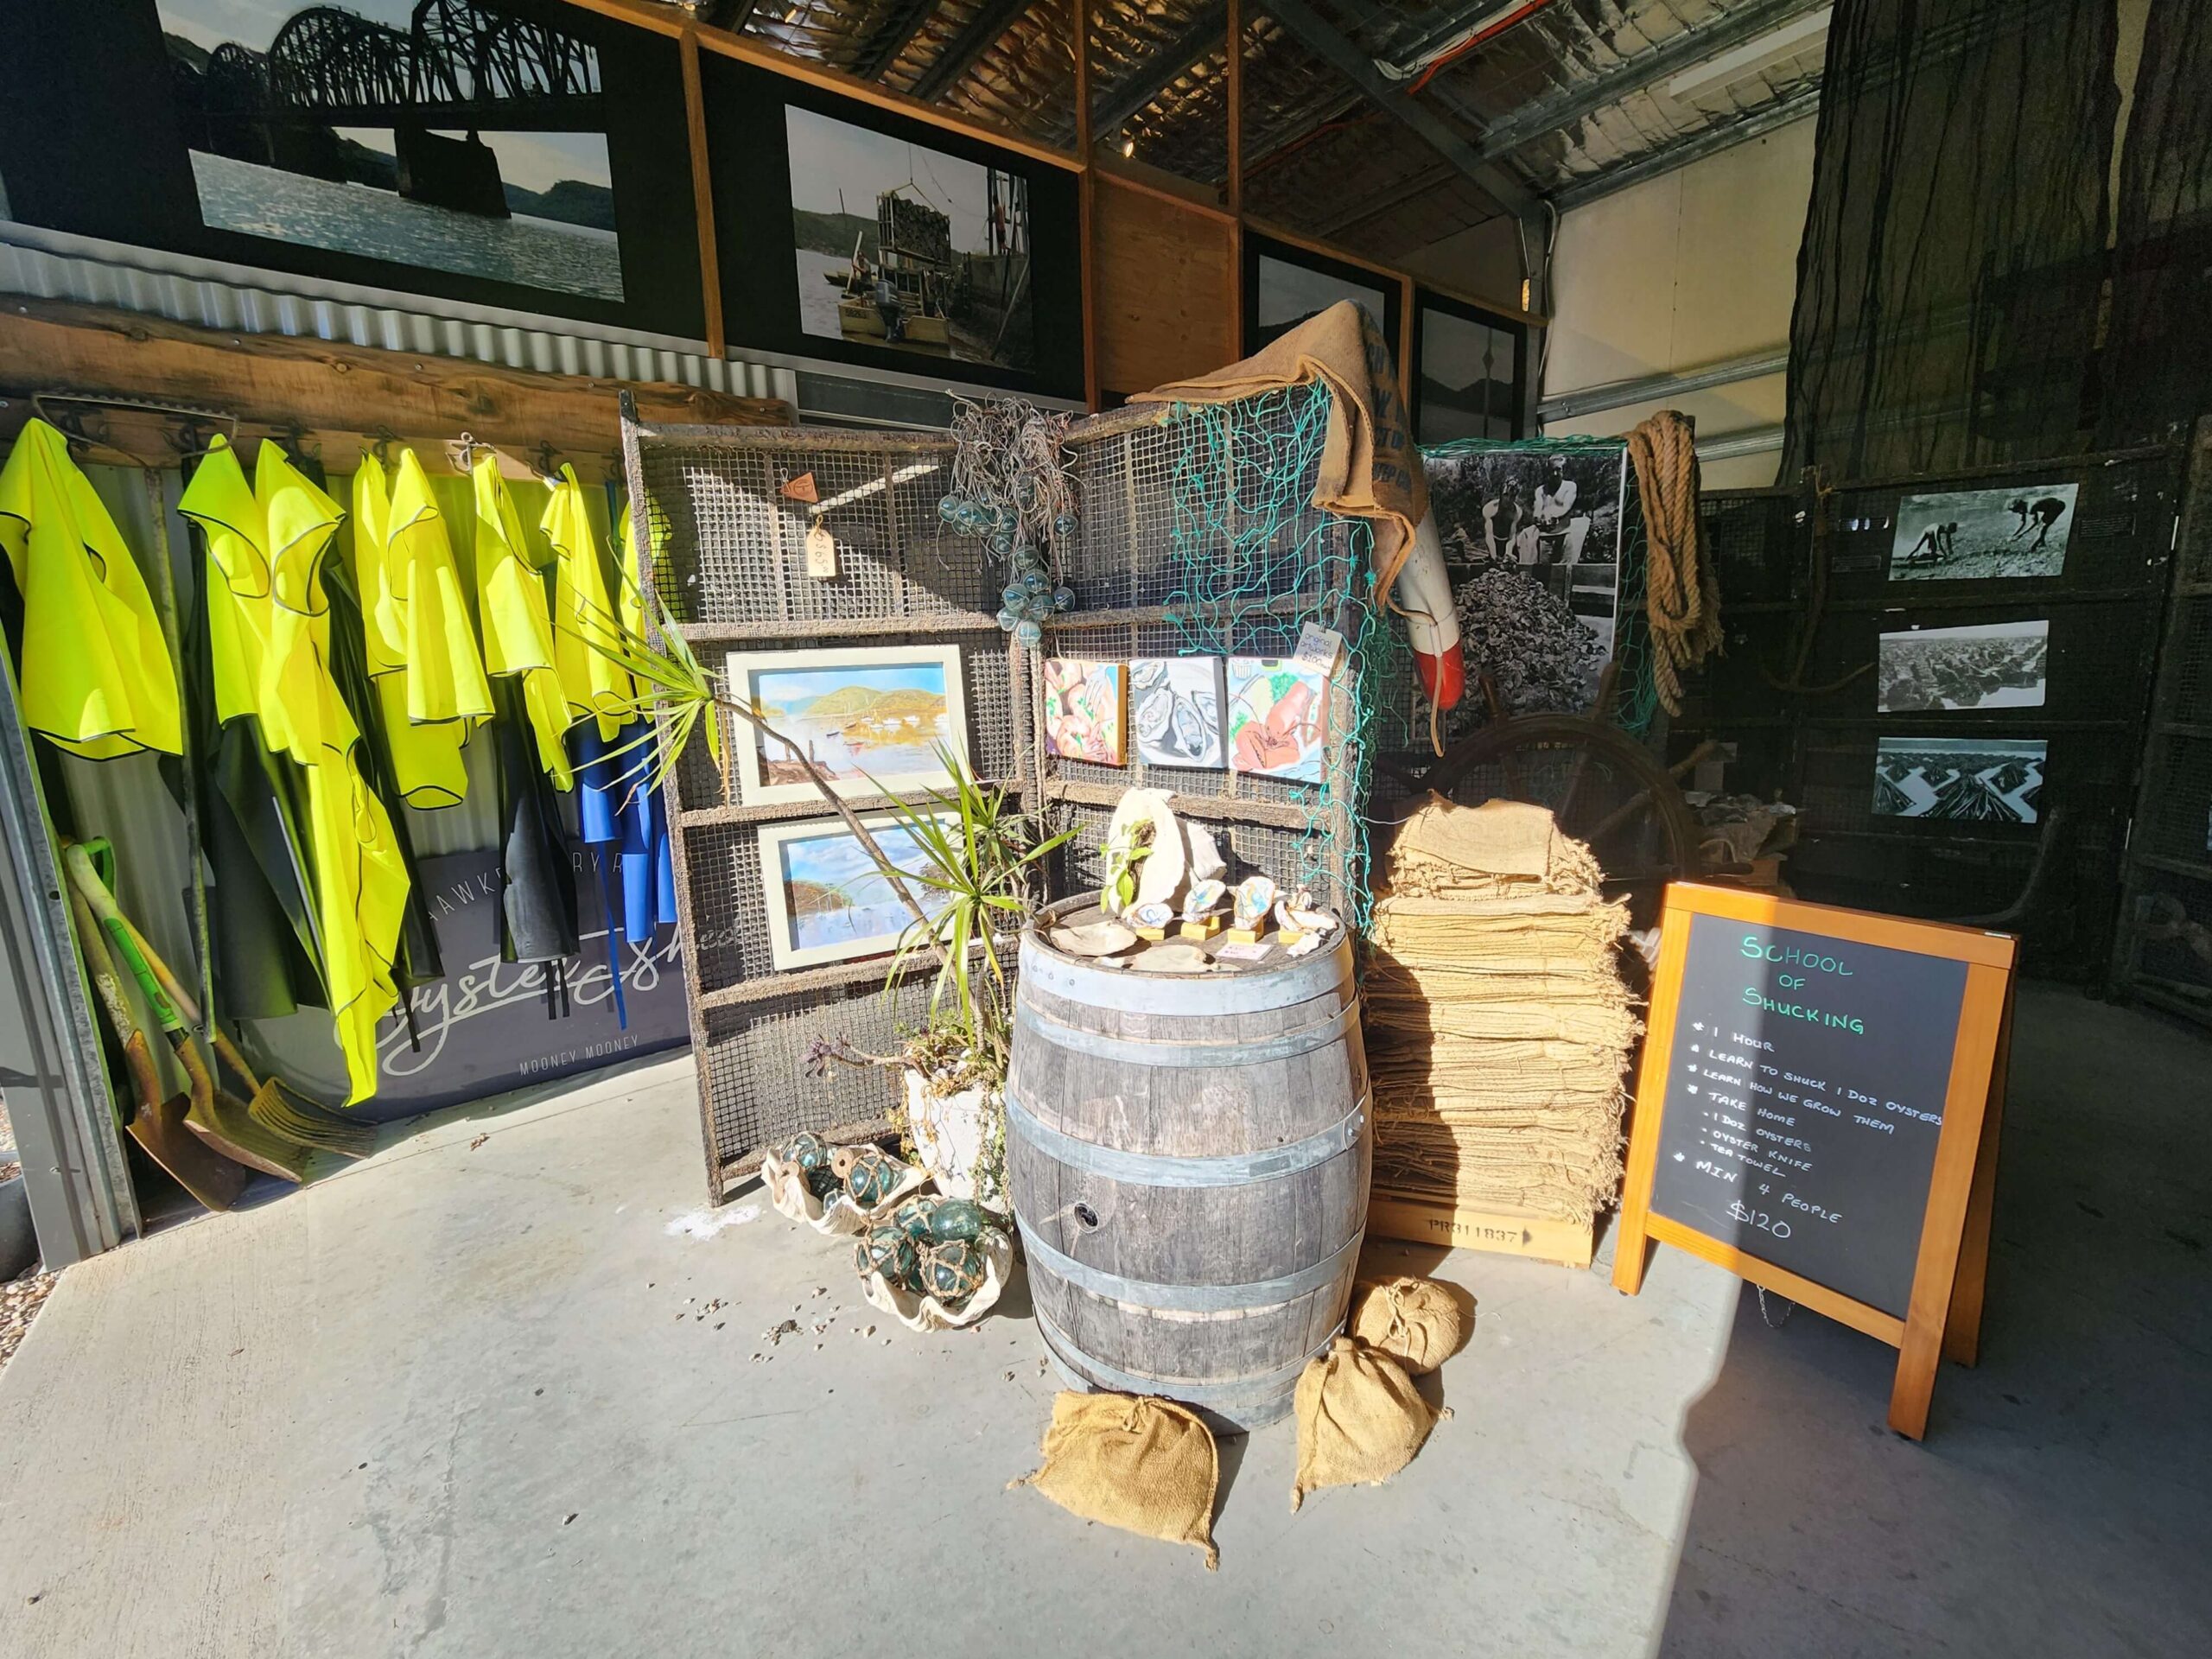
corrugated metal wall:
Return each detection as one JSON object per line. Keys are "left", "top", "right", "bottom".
{"left": 0, "top": 232, "right": 795, "bottom": 403}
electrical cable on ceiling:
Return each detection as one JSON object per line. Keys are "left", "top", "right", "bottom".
{"left": 1398, "top": 1, "right": 1559, "bottom": 97}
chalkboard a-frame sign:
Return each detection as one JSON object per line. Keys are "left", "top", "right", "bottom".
{"left": 1612, "top": 884, "right": 2018, "bottom": 1441}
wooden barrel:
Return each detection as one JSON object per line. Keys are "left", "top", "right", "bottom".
{"left": 1007, "top": 897, "right": 1370, "bottom": 1430}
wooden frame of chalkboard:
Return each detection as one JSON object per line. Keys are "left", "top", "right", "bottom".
{"left": 1611, "top": 883, "right": 2018, "bottom": 1441}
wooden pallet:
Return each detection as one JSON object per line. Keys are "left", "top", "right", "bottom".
{"left": 1366, "top": 1190, "right": 1596, "bottom": 1269}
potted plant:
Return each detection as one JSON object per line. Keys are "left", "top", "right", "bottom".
{"left": 868, "top": 752, "right": 1066, "bottom": 1207}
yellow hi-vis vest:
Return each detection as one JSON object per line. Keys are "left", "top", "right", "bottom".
{"left": 0, "top": 419, "right": 181, "bottom": 759}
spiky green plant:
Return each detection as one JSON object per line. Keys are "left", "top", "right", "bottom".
{"left": 874, "top": 745, "right": 1070, "bottom": 1079}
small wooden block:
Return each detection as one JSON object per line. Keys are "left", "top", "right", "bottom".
{"left": 1366, "top": 1191, "right": 1595, "bottom": 1269}
{"left": 1225, "top": 925, "right": 1265, "bottom": 945}
{"left": 1133, "top": 925, "right": 1169, "bottom": 942}
{"left": 1179, "top": 916, "right": 1223, "bottom": 941}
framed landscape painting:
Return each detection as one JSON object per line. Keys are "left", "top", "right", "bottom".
{"left": 759, "top": 812, "right": 955, "bottom": 971}
{"left": 725, "top": 644, "right": 967, "bottom": 806}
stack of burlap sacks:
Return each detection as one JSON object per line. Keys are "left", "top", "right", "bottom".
{"left": 1364, "top": 796, "right": 1638, "bottom": 1224}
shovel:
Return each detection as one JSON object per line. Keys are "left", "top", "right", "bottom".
{"left": 62, "top": 842, "right": 336, "bottom": 1182}
{"left": 63, "top": 878, "right": 249, "bottom": 1212}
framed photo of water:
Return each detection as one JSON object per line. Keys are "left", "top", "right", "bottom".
{"left": 724, "top": 644, "right": 969, "bottom": 808}
{"left": 0, "top": 3, "right": 704, "bottom": 337}
{"left": 758, "top": 811, "right": 956, "bottom": 972}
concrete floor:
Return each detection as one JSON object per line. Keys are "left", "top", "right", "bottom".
{"left": 0, "top": 983, "right": 2204, "bottom": 1658}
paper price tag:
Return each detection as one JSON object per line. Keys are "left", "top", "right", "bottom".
{"left": 804, "top": 521, "right": 839, "bottom": 580}
{"left": 1293, "top": 622, "right": 1344, "bottom": 675}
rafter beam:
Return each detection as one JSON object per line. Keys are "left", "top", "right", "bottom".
{"left": 1092, "top": 2, "right": 1226, "bottom": 137}
{"left": 1474, "top": 0, "right": 1829, "bottom": 162}
{"left": 852, "top": 1, "right": 942, "bottom": 81}
{"left": 912, "top": 0, "right": 1032, "bottom": 100}
{"left": 1261, "top": 0, "right": 1536, "bottom": 218}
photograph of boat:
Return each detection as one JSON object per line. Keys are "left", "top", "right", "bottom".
{"left": 158, "top": 1, "right": 624, "bottom": 302}
{"left": 786, "top": 105, "right": 1034, "bottom": 370}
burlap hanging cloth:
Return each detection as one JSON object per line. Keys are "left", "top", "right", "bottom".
{"left": 1132, "top": 300, "right": 1427, "bottom": 610}
{"left": 1291, "top": 1336, "right": 1438, "bottom": 1511}
{"left": 1348, "top": 1277, "right": 1466, "bottom": 1376}
{"left": 1014, "top": 1392, "right": 1221, "bottom": 1570}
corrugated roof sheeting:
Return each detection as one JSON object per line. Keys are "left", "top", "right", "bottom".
{"left": 0, "top": 238, "right": 794, "bottom": 403}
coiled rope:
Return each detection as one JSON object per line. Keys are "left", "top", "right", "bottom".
{"left": 1628, "top": 410, "right": 1722, "bottom": 715}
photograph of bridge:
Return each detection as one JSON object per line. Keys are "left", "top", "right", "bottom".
{"left": 159, "top": 1, "right": 623, "bottom": 302}
{"left": 786, "top": 105, "right": 1034, "bottom": 371}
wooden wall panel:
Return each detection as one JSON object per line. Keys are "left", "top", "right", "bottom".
{"left": 1091, "top": 175, "right": 1237, "bottom": 399}
{"left": 0, "top": 299, "right": 791, "bottom": 479}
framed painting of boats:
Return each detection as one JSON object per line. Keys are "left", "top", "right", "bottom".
{"left": 724, "top": 643, "right": 969, "bottom": 807}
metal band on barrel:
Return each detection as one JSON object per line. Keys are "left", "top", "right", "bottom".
{"left": 1016, "top": 1218, "right": 1364, "bottom": 1313}
{"left": 1019, "top": 931, "right": 1351, "bottom": 1015}
{"left": 1004, "top": 1090, "right": 1368, "bottom": 1187}
{"left": 1013, "top": 995, "right": 1358, "bottom": 1068}
{"left": 1035, "top": 1309, "right": 1341, "bottom": 1409}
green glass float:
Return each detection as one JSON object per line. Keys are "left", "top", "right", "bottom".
{"left": 804, "top": 1165, "right": 844, "bottom": 1203}
{"left": 773, "top": 1131, "right": 830, "bottom": 1173}
{"left": 831, "top": 1144, "right": 911, "bottom": 1210}
{"left": 919, "top": 1198, "right": 990, "bottom": 1243}
{"left": 891, "top": 1196, "right": 941, "bottom": 1243}
{"left": 889, "top": 1195, "right": 991, "bottom": 1245}
{"left": 855, "top": 1225, "right": 921, "bottom": 1291}
{"left": 919, "top": 1238, "right": 989, "bottom": 1306}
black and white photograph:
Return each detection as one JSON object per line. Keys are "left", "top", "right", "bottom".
{"left": 1877, "top": 619, "right": 2049, "bottom": 713}
{"left": 786, "top": 105, "right": 1033, "bottom": 370}
{"left": 1889, "top": 482, "right": 2078, "bottom": 581}
{"left": 1417, "top": 302, "right": 1518, "bottom": 444}
{"left": 1424, "top": 444, "right": 1626, "bottom": 715}
{"left": 159, "top": 1, "right": 624, "bottom": 301}
{"left": 1873, "top": 736, "right": 2046, "bottom": 824}
{"left": 1255, "top": 253, "right": 1391, "bottom": 352}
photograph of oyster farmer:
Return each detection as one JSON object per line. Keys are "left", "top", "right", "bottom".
{"left": 787, "top": 105, "right": 1035, "bottom": 370}
{"left": 159, "top": 1, "right": 624, "bottom": 301}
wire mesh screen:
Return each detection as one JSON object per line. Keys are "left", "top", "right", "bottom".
{"left": 633, "top": 429, "right": 985, "bottom": 626}
{"left": 699, "top": 976, "right": 936, "bottom": 1181}
{"left": 1047, "top": 386, "right": 1378, "bottom": 919}
{"left": 623, "top": 414, "right": 1029, "bottom": 1193}
{"left": 2114, "top": 421, "right": 2212, "bottom": 1023}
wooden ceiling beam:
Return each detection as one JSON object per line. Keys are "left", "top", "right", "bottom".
{"left": 852, "top": 1, "right": 944, "bottom": 81}
{"left": 1260, "top": 0, "right": 1538, "bottom": 217}
{"left": 912, "top": 0, "right": 1034, "bottom": 100}
{"left": 1092, "top": 2, "right": 1227, "bottom": 137}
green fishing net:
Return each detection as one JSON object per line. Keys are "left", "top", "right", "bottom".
{"left": 1153, "top": 382, "right": 1387, "bottom": 934}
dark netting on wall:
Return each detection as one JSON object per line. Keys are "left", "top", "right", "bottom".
{"left": 1782, "top": 0, "right": 2119, "bottom": 481}
{"left": 2099, "top": 3, "right": 2212, "bottom": 448}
